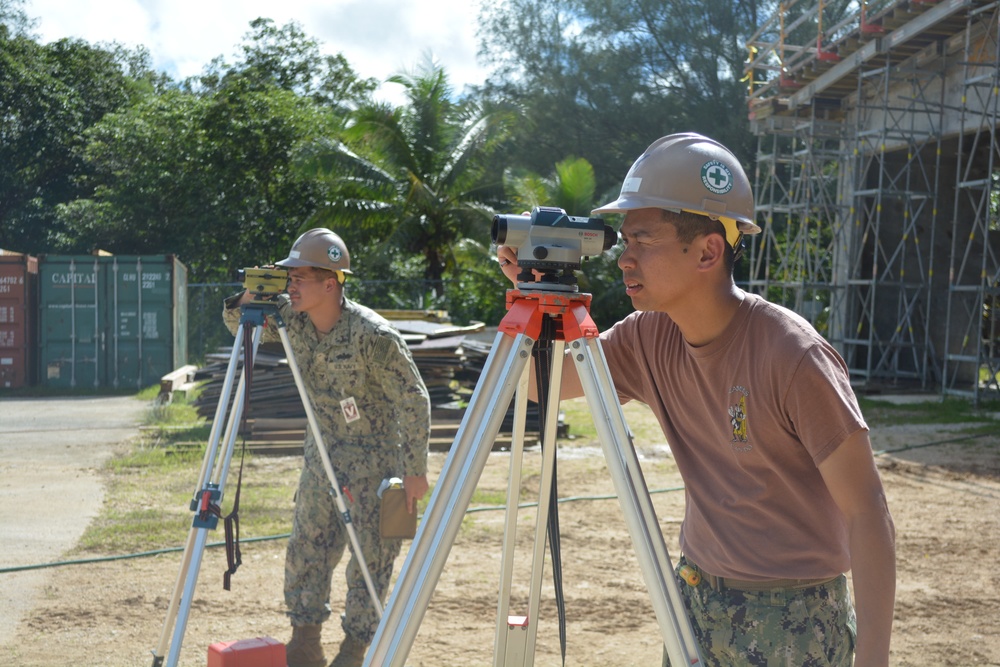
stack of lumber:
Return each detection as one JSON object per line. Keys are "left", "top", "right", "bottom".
{"left": 186, "top": 312, "right": 561, "bottom": 453}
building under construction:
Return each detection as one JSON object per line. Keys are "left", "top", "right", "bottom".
{"left": 744, "top": 0, "right": 1000, "bottom": 402}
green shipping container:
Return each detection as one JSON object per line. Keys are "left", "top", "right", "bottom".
{"left": 38, "top": 255, "right": 188, "bottom": 390}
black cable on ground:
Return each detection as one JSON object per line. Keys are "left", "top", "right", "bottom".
{"left": 0, "top": 534, "right": 292, "bottom": 574}
{"left": 0, "top": 485, "right": 688, "bottom": 574}
{"left": 872, "top": 429, "right": 994, "bottom": 457}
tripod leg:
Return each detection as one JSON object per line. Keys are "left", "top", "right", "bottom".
{"left": 193, "top": 324, "right": 247, "bottom": 515}
{"left": 365, "top": 331, "right": 536, "bottom": 667}
{"left": 569, "top": 337, "right": 703, "bottom": 667}
{"left": 163, "top": 529, "right": 213, "bottom": 666}
{"left": 151, "top": 323, "right": 263, "bottom": 667}
{"left": 276, "top": 325, "right": 384, "bottom": 618}
{"left": 149, "top": 524, "right": 197, "bottom": 667}
{"left": 520, "top": 339, "right": 565, "bottom": 664}
{"left": 493, "top": 360, "right": 530, "bottom": 664}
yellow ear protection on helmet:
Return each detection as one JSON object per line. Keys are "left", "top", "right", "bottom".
{"left": 718, "top": 217, "right": 743, "bottom": 250}
{"left": 680, "top": 211, "right": 746, "bottom": 260}
{"left": 719, "top": 216, "right": 747, "bottom": 261}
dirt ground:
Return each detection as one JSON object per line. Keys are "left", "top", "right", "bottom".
{"left": 4, "top": 406, "right": 1000, "bottom": 667}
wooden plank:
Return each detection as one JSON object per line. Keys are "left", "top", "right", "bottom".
{"left": 159, "top": 364, "right": 198, "bottom": 394}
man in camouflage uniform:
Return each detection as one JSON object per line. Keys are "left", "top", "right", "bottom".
{"left": 224, "top": 229, "right": 430, "bottom": 667}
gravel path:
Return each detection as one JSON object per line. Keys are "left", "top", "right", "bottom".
{"left": 0, "top": 395, "right": 148, "bottom": 646}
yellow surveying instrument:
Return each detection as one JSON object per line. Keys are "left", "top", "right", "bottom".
{"left": 239, "top": 266, "right": 288, "bottom": 297}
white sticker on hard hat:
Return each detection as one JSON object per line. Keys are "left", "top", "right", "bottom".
{"left": 701, "top": 160, "right": 734, "bottom": 195}
{"left": 289, "top": 250, "right": 301, "bottom": 258}
{"left": 622, "top": 176, "right": 642, "bottom": 193}
{"left": 340, "top": 396, "right": 360, "bottom": 423}
{"left": 328, "top": 245, "right": 343, "bottom": 262}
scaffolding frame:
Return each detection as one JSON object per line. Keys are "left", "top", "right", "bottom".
{"left": 749, "top": 114, "right": 849, "bottom": 336}
{"left": 840, "top": 51, "right": 945, "bottom": 387}
{"left": 944, "top": 1, "right": 1000, "bottom": 400}
{"left": 745, "top": 0, "right": 1000, "bottom": 401}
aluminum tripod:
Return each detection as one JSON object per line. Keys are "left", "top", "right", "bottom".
{"left": 365, "top": 288, "right": 703, "bottom": 667}
{"left": 150, "top": 300, "right": 383, "bottom": 667}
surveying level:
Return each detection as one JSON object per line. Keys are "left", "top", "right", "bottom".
{"left": 239, "top": 266, "right": 288, "bottom": 297}
{"left": 364, "top": 287, "right": 704, "bottom": 667}
{"left": 149, "top": 299, "right": 384, "bottom": 667}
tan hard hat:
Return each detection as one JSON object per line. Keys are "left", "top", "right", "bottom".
{"left": 276, "top": 228, "right": 353, "bottom": 277}
{"left": 592, "top": 133, "right": 761, "bottom": 248}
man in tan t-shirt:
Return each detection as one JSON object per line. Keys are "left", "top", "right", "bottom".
{"left": 497, "top": 133, "right": 895, "bottom": 667}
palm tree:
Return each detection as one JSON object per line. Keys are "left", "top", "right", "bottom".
{"left": 298, "top": 59, "right": 514, "bottom": 298}
{"left": 503, "top": 156, "right": 597, "bottom": 216}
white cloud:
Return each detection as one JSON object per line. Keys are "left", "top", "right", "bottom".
{"left": 25, "top": 0, "right": 489, "bottom": 102}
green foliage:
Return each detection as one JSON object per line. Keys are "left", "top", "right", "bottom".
{"left": 0, "top": 29, "right": 149, "bottom": 252}
{"left": 0, "top": 0, "right": 34, "bottom": 36}
{"left": 54, "top": 26, "right": 356, "bottom": 280}
{"left": 1, "top": 1, "right": 782, "bottom": 330}
{"left": 477, "top": 0, "right": 756, "bottom": 201}
{"left": 505, "top": 156, "right": 596, "bottom": 215}
{"left": 196, "top": 17, "right": 378, "bottom": 111}
{"left": 56, "top": 90, "right": 209, "bottom": 253}
{"left": 300, "top": 59, "right": 515, "bottom": 298}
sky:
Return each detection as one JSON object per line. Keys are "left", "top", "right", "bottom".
{"left": 23, "top": 0, "right": 492, "bottom": 103}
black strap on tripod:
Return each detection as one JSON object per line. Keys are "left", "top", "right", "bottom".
{"left": 202, "top": 316, "right": 258, "bottom": 591}
{"left": 219, "top": 443, "right": 244, "bottom": 591}
{"left": 533, "top": 314, "right": 567, "bottom": 667}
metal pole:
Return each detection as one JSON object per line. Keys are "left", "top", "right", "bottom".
{"left": 493, "top": 362, "right": 530, "bottom": 665}
{"left": 155, "top": 324, "right": 262, "bottom": 667}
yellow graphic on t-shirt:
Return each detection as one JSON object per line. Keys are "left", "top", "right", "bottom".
{"left": 729, "top": 394, "right": 748, "bottom": 443}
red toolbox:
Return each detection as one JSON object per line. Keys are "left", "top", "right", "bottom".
{"left": 207, "top": 636, "right": 286, "bottom": 667}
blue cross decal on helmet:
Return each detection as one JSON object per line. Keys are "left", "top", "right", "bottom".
{"left": 701, "top": 160, "right": 734, "bottom": 195}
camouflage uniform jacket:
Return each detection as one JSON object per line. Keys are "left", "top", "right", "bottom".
{"left": 223, "top": 293, "right": 430, "bottom": 481}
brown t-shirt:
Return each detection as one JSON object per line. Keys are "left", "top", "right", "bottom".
{"left": 600, "top": 292, "right": 866, "bottom": 580}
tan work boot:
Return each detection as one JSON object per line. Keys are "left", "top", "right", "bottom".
{"left": 286, "top": 624, "right": 326, "bottom": 667}
{"left": 328, "top": 635, "right": 368, "bottom": 667}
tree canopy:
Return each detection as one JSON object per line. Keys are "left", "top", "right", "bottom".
{"left": 301, "top": 61, "right": 515, "bottom": 292}
{"left": 0, "top": 27, "right": 152, "bottom": 251}
{"left": 1, "top": 0, "right": 765, "bottom": 328}
{"left": 476, "top": 0, "right": 758, "bottom": 196}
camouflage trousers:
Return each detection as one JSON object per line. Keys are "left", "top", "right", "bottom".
{"left": 663, "top": 556, "right": 857, "bottom": 667}
{"left": 284, "top": 463, "right": 402, "bottom": 643}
